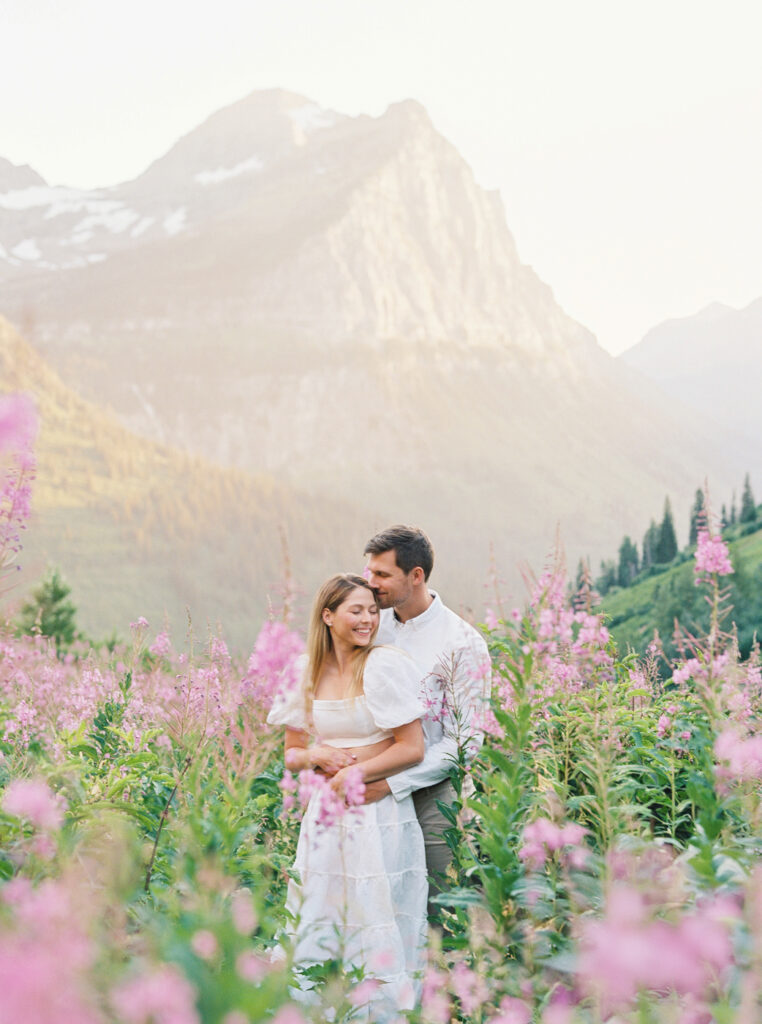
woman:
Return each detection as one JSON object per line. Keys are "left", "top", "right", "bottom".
{"left": 267, "top": 573, "right": 428, "bottom": 1016}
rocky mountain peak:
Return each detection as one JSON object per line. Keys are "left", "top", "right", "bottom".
{"left": 0, "top": 157, "right": 46, "bottom": 191}
{"left": 129, "top": 88, "right": 344, "bottom": 196}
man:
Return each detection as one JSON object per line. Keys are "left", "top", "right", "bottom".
{"left": 363, "top": 525, "right": 491, "bottom": 913}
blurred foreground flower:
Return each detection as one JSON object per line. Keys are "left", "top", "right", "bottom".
{"left": 2, "top": 777, "right": 66, "bottom": 831}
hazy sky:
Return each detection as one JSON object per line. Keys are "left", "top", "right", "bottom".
{"left": 2, "top": 0, "right": 761, "bottom": 354}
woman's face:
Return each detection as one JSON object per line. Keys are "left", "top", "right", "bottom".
{"left": 325, "top": 587, "right": 379, "bottom": 648}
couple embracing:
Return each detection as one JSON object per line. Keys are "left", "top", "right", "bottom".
{"left": 267, "top": 525, "right": 491, "bottom": 1018}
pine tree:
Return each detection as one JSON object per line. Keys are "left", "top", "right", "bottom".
{"left": 688, "top": 488, "right": 706, "bottom": 546}
{"left": 574, "top": 558, "right": 588, "bottom": 593}
{"left": 655, "top": 498, "right": 678, "bottom": 564}
{"left": 730, "top": 492, "right": 738, "bottom": 526}
{"left": 740, "top": 473, "right": 757, "bottom": 523}
{"left": 642, "top": 519, "right": 659, "bottom": 569}
{"left": 617, "top": 536, "right": 639, "bottom": 587}
{"left": 18, "top": 567, "right": 79, "bottom": 654}
{"left": 721, "top": 504, "right": 729, "bottom": 530}
{"left": 595, "top": 559, "right": 617, "bottom": 596}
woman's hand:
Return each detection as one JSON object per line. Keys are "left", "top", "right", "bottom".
{"left": 329, "top": 764, "right": 366, "bottom": 802}
{"left": 309, "top": 744, "right": 356, "bottom": 775}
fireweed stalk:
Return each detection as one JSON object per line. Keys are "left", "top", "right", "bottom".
{"left": 0, "top": 393, "right": 37, "bottom": 588}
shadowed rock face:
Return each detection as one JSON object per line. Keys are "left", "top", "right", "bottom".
{"left": 0, "top": 91, "right": 741, "bottom": 613}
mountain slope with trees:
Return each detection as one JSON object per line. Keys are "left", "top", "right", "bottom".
{"left": 598, "top": 482, "right": 761, "bottom": 664}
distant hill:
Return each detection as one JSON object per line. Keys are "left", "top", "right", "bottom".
{"left": 0, "top": 317, "right": 374, "bottom": 650}
{"left": 0, "top": 89, "right": 742, "bottom": 609}
{"left": 620, "top": 298, "right": 762, "bottom": 469}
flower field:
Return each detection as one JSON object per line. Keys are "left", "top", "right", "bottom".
{"left": 2, "top": 396, "right": 762, "bottom": 1023}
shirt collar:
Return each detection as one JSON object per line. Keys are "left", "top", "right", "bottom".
{"left": 392, "top": 590, "right": 443, "bottom": 630}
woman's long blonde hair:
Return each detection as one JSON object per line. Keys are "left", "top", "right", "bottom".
{"left": 302, "top": 573, "right": 378, "bottom": 721}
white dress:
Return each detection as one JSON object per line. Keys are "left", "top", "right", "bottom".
{"left": 267, "top": 646, "right": 428, "bottom": 1018}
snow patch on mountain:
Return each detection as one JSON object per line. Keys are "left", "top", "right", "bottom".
{"left": 11, "top": 239, "right": 41, "bottom": 261}
{"left": 0, "top": 185, "right": 84, "bottom": 211}
{"left": 194, "top": 156, "right": 264, "bottom": 185}
{"left": 288, "top": 103, "right": 337, "bottom": 144}
{"left": 163, "top": 208, "right": 187, "bottom": 236}
{"left": 131, "top": 217, "right": 154, "bottom": 238}
{"left": 73, "top": 207, "right": 141, "bottom": 235}
{"left": 45, "top": 197, "right": 122, "bottom": 220}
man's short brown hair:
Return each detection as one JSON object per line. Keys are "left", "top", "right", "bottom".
{"left": 364, "top": 525, "right": 434, "bottom": 581}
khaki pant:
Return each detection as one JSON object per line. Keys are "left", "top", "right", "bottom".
{"left": 412, "top": 778, "right": 456, "bottom": 919}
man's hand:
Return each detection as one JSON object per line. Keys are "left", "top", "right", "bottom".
{"left": 363, "top": 779, "right": 391, "bottom": 804}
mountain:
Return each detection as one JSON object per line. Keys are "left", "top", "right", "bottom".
{"left": 620, "top": 299, "right": 762, "bottom": 466}
{"left": 0, "top": 316, "right": 374, "bottom": 649}
{"left": 0, "top": 90, "right": 743, "bottom": 612}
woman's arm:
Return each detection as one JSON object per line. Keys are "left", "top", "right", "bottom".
{"left": 283, "top": 728, "right": 357, "bottom": 774}
{"left": 330, "top": 719, "right": 424, "bottom": 793}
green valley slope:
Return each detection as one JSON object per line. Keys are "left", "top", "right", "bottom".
{"left": 1, "top": 317, "right": 373, "bottom": 650}
{"left": 600, "top": 521, "right": 762, "bottom": 663}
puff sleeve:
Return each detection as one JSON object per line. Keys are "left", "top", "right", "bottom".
{"left": 266, "top": 654, "right": 309, "bottom": 731}
{"left": 363, "top": 646, "right": 423, "bottom": 731}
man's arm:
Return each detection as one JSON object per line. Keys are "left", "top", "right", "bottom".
{"left": 377, "top": 632, "right": 492, "bottom": 802}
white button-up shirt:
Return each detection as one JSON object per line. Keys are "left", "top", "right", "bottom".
{"left": 376, "top": 591, "right": 491, "bottom": 800}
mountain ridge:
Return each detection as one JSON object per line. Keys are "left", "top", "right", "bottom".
{"left": 620, "top": 297, "right": 762, "bottom": 465}
{"left": 0, "top": 90, "right": 743, "bottom": 620}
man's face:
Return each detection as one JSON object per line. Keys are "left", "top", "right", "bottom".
{"left": 365, "top": 549, "right": 415, "bottom": 611}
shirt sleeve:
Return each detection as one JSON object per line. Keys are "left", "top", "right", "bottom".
{"left": 266, "top": 654, "right": 309, "bottom": 731}
{"left": 363, "top": 646, "right": 423, "bottom": 730}
{"left": 388, "top": 628, "right": 492, "bottom": 800}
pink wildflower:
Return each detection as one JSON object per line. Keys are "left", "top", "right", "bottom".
{"left": 421, "top": 967, "right": 451, "bottom": 1023}
{"left": 0, "top": 876, "right": 100, "bottom": 1024}
{"left": 149, "top": 631, "right": 172, "bottom": 659}
{"left": 349, "top": 978, "right": 382, "bottom": 1005}
{"left": 484, "top": 607, "right": 499, "bottom": 630}
{"left": 474, "top": 705, "right": 505, "bottom": 740}
{"left": 190, "top": 930, "right": 218, "bottom": 960}
{"left": 673, "top": 658, "right": 701, "bottom": 687}
{"left": 694, "top": 530, "right": 733, "bottom": 584}
{"left": 231, "top": 889, "right": 258, "bottom": 935}
{"left": 0, "top": 393, "right": 38, "bottom": 452}
{"left": 235, "top": 950, "right": 269, "bottom": 983}
{"left": 244, "top": 620, "right": 304, "bottom": 705}
{"left": 715, "top": 729, "right": 762, "bottom": 782}
{"left": 577, "top": 885, "right": 737, "bottom": 1014}
{"left": 111, "top": 964, "right": 199, "bottom": 1024}
{"left": 279, "top": 769, "right": 297, "bottom": 811}
{"left": 271, "top": 1008, "right": 309, "bottom": 1024}
{"left": 222, "top": 1013, "right": 248, "bottom": 1024}
{"left": 518, "top": 817, "right": 588, "bottom": 870}
{"left": 2, "top": 777, "right": 66, "bottom": 830}
{"left": 657, "top": 714, "right": 671, "bottom": 738}
{"left": 490, "top": 995, "right": 532, "bottom": 1023}
{"left": 451, "top": 961, "right": 489, "bottom": 1015}
{"left": 341, "top": 764, "right": 366, "bottom": 807}
{"left": 0, "top": 397, "right": 36, "bottom": 569}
